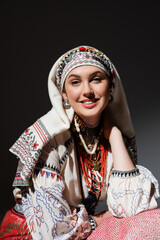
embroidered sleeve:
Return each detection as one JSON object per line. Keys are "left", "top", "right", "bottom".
{"left": 22, "top": 144, "right": 91, "bottom": 240}
{"left": 107, "top": 165, "right": 160, "bottom": 217}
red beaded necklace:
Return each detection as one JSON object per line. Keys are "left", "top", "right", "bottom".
{"left": 77, "top": 136, "right": 108, "bottom": 195}
{"left": 72, "top": 112, "right": 109, "bottom": 195}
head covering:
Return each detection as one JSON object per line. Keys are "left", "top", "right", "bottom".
{"left": 48, "top": 45, "right": 135, "bottom": 138}
{"left": 55, "top": 46, "right": 113, "bottom": 90}
{"left": 10, "top": 45, "right": 137, "bottom": 181}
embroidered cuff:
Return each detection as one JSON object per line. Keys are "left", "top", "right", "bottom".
{"left": 111, "top": 167, "right": 140, "bottom": 178}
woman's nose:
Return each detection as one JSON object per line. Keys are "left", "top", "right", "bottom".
{"left": 83, "top": 83, "right": 94, "bottom": 98}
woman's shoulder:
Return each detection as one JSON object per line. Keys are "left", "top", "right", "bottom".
{"left": 36, "top": 129, "right": 74, "bottom": 171}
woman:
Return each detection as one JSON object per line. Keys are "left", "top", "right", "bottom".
{"left": 0, "top": 45, "right": 160, "bottom": 239}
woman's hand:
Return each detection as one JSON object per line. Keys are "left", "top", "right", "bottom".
{"left": 103, "top": 111, "right": 135, "bottom": 171}
{"left": 93, "top": 210, "right": 112, "bottom": 227}
{"left": 108, "top": 127, "right": 135, "bottom": 171}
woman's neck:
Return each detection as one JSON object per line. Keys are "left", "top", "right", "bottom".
{"left": 78, "top": 115, "right": 101, "bottom": 128}
{"left": 73, "top": 113, "right": 102, "bottom": 136}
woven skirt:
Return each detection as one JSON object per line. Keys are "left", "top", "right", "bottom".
{"left": 88, "top": 209, "right": 160, "bottom": 240}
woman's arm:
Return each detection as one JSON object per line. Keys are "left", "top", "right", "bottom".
{"left": 108, "top": 126, "right": 135, "bottom": 171}
{"left": 22, "top": 143, "right": 92, "bottom": 240}
{"left": 93, "top": 126, "right": 136, "bottom": 226}
{"left": 103, "top": 125, "right": 159, "bottom": 218}
{"left": 93, "top": 210, "right": 112, "bottom": 227}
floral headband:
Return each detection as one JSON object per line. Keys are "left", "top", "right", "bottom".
{"left": 55, "top": 46, "right": 114, "bottom": 90}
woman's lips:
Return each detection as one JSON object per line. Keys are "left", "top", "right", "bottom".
{"left": 80, "top": 99, "right": 99, "bottom": 109}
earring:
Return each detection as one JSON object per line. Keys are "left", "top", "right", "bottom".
{"left": 63, "top": 100, "right": 71, "bottom": 109}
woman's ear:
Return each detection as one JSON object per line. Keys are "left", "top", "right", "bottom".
{"left": 62, "top": 91, "right": 68, "bottom": 101}
{"left": 62, "top": 90, "right": 71, "bottom": 109}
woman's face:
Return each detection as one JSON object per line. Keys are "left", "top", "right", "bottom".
{"left": 62, "top": 65, "right": 110, "bottom": 126}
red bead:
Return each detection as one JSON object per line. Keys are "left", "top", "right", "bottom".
{"left": 79, "top": 46, "right": 85, "bottom": 51}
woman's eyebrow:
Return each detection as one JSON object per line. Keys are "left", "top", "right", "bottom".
{"left": 89, "top": 71, "right": 104, "bottom": 77}
{"left": 67, "top": 74, "right": 80, "bottom": 79}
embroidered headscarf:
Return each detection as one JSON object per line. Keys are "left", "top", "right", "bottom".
{"left": 55, "top": 46, "right": 113, "bottom": 90}
{"left": 10, "top": 45, "right": 137, "bottom": 183}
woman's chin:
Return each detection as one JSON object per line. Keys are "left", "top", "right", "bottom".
{"left": 78, "top": 112, "right": 102, "bottom": 126}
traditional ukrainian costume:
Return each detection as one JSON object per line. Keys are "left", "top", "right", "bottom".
{"left": 0, "top": 46, "right": 159, "bottom": 240}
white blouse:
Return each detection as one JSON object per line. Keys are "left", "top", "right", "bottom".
{"left": 15, "top": 132, "right": 159, "bottom": 240}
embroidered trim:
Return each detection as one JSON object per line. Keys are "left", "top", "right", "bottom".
{"left": 34, "top": 169, "right": 62, "bottom": 180}
{"left": 10, "top": 119, "right": 51, "bottom": 179}
{"left": 35, "top": 160, "right": 60, "bottom": 174}
{"left": 13, "top": 160, "right": 28, "bottom": 186}
{"left": 111, "top": 168, "right": 140, "bottom": 178}
{"left": 64, "top": 137, "right": 73, "bottom": 148}
{"left": 59, "top": 149, "right": 69, "bottom": 166}
{"left": 35, "top": 119, "right": 51, "bottom": 143}
{"left": 59, "top": 137, "right": 73, "bottom": 167}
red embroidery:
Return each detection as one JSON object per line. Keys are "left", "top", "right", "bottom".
{"left": 113, "top": 204, "right": 127, "bottom": 217}
{"left": 34, "top": 207, "right": 43, "bottom": 228}
{"left": 33, "top": 121, "right": 48, "bottom": 144}
{"left": 29, "top": 218, "right": 36, "bottom": 233}
{"left": 40, "top": 170, "right": 45, "bottom": 177}
{"left": 24, "top": 128, "right": 30, "bottom": 134}
{"left": 51, "top": 173, "right": 56, "bottom": 179}
{"left": 32, "top": 141, "right": 39, "bottom": 150}
{"left": 70, "top": 212, "right": 77, "bottom": 227}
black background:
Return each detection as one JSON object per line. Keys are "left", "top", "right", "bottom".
{"left": 1, "top": 0, "right": 160, "bottom": 222}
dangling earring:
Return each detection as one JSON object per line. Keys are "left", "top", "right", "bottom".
{"left": 63, "top": 99, "right": 71, "bottom": 109}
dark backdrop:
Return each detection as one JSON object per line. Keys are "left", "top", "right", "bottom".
{"left": 1, "top": 0, "right": 160, "bottom": 223}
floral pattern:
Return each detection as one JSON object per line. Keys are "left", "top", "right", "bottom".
{"left": 22, "top": 170, "right": 91, "bottom": 239}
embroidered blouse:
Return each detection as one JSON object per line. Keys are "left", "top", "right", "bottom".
{"left": 13, "top": 129, "right": 159, "bottom": 240}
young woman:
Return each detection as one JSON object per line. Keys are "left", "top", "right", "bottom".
{"left": 0, "top": 46, "right": 160, "bottom": 239}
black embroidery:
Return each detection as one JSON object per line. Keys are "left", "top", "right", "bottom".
{"left": 111, "top": 168, "right": 140, "bottom": 178}
{"left": 64, "top": 137, "right": 73, "bottom": 148}
{"left": 35, "top": 159, "right": 60, "bottom": 174}
{"left": 59, "top": 150, "right": 69, "bottom": 166}
{"left": 59, "top": 137, "right": 73, "bottom": 167}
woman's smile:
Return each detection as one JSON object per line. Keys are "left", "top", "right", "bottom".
{"left": 80, "top": 98, "right": 99, "bottom": 108}
{"left": 62, "top": 65, "right": 110, "bottom": 126}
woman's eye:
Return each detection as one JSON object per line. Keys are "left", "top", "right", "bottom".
{"left": 92, "top": 77, "right": 101, "bottom": 82}
{"left": 71, "top": 80, "right": 80, "bottom": 85}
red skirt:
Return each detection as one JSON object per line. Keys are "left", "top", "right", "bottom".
{"left": 0, "top": 208, "right": 32, "bottom": 240}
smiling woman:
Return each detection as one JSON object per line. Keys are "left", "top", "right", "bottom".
{"left": 62, "top": 66, "right": 110, "bottom": 126}
{"left": 0, "top": 46, "right": 160, "bottom": 239}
